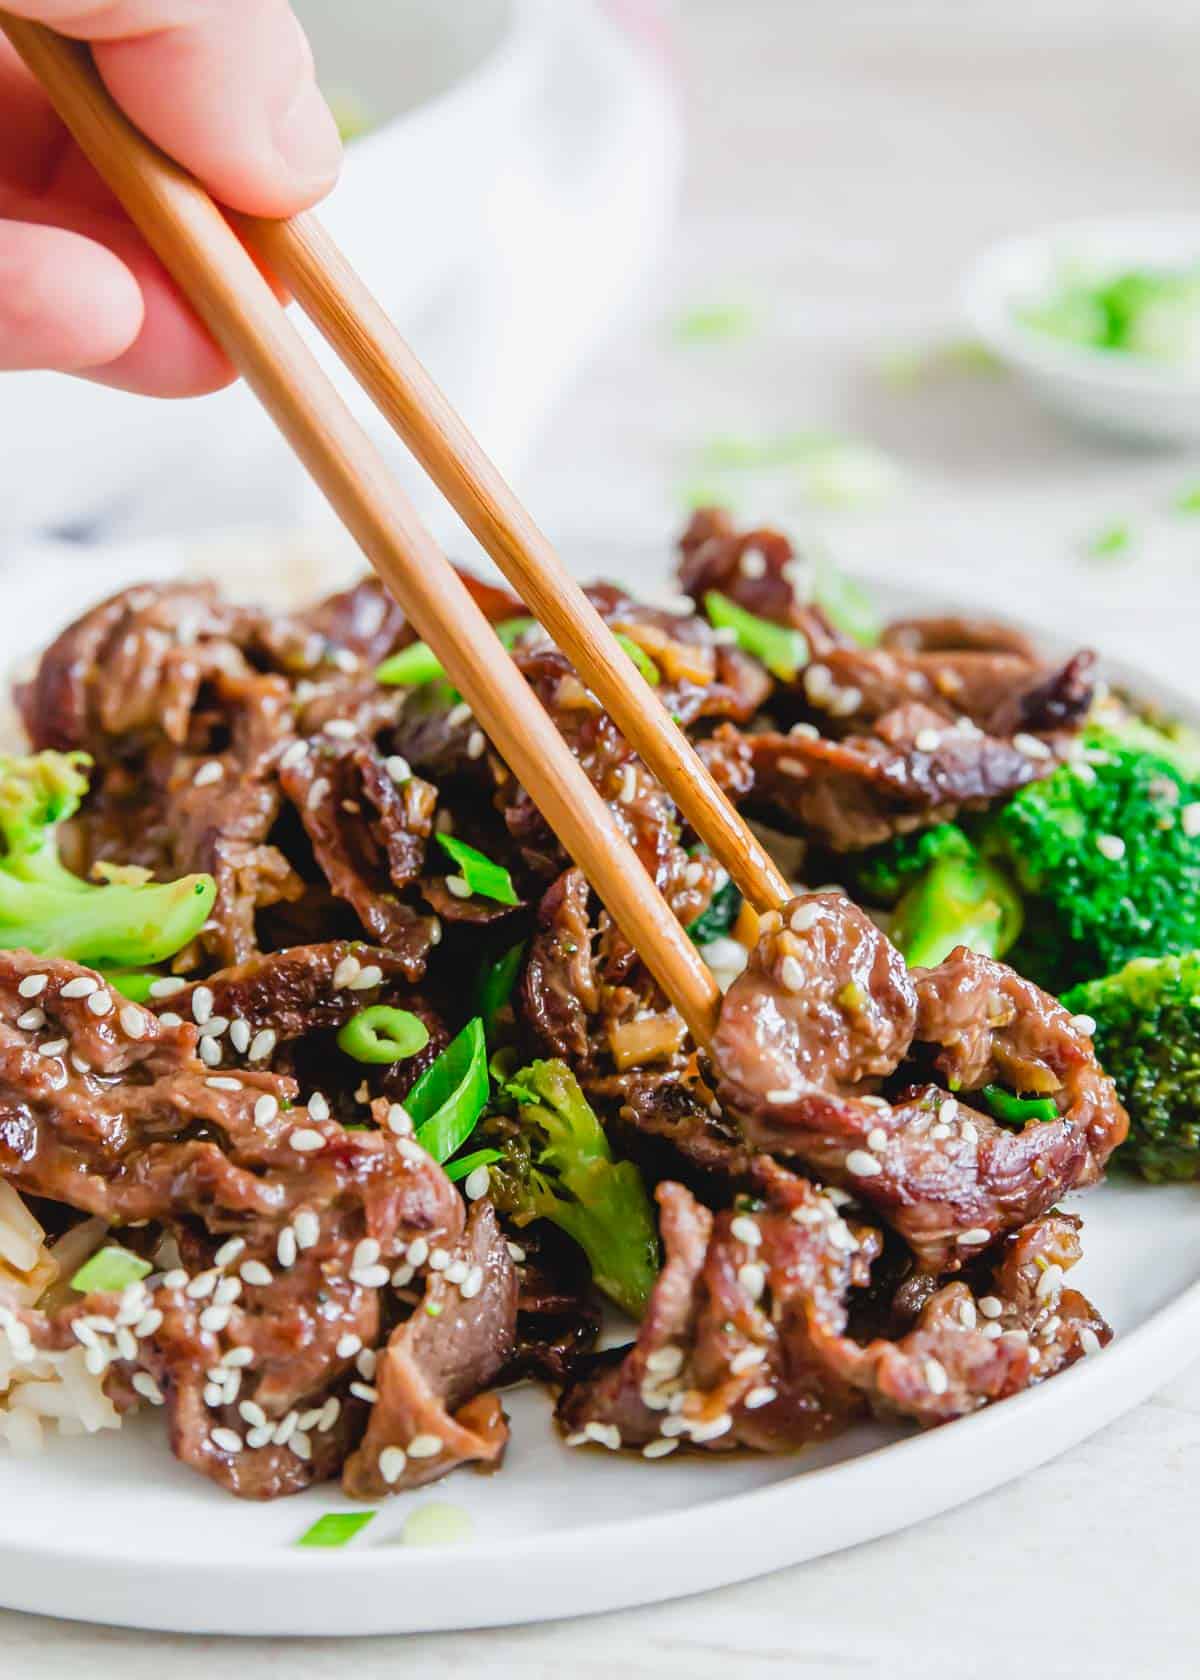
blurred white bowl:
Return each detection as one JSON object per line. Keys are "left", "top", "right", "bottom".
{"left": 963, "top": 215, "right": 1200, "bottom": 447}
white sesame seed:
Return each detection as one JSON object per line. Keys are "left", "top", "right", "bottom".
{"left": 71, "top": 1320, "right": 98, "bottom": 1348}
{"left": 70, "top": 1053, "right": 92, "bottom": 1074}
{"left": 193, "top": 760, "right": 224, "bottom": 787}
{"left": 645, "top": 1346, "right": 685, "bottom": 1378}
{"left": 306, "top": 777, "right": 331, "bottom": 812}
{"left": 804, "top": 664, "right": 832, "bottom": 703}
{"left": 466, "top": 729, "right": 486, "bottom": 760}
{"left": 214, "top": 1237, "right": 245, "bottom": 1268}
{"left": 938, "top": 1098, "right": 959, "bottom": 1126}
{"left": 248, "top": 1028, "right": 277, "bottom": 1062}
{"left": 158, "top": 1012, "right": 182, "bottom": 1027}
{"left": 406, "top": 1237, "right": 429, "bottom": 1267}
{"left": 83, "top": 1344, "right": 109, "bottom": 1376}
{"left": 279, "top": 740, "right": 309, "bottom": 771}
{"left": 337, "top": 1334, "right": 363, "bottom": 1360}
{"left": 730, "top": 1346, "right": 766, "bottom": 1373}
{"left": 132, "top": 1372, "right": 164, "bottom": 1405}
{"left": 352, "top": 1265, "right": 391, "bottom": 1290}
{"left": 460, "top": 1266, "right": 484, "bottom": 1300}
{"left": 60, "top": 975, "right": 98, "bottom": 999}
{"left": 429, "top": 1246, "right": 451, "bottom": 1273}
{"left": 353, "top": 1238, "right": 381, "bottom": 1270}
{"left": 253, "top": 1094, "right": 279, "bottom": 1126}
{"left": 221, "top": 1345, "right": 254, "bottom": 1368}
{"left": 239, "top": 1260, "right": 273, "bottom": 1287}
{"left": 198, "top": 1036, "right": 221, "bottom": 1068}
{"left": 957, "top": 1227, "right": 992, "bottom": 1247}
{"left": 385, "top": 755, "right": 412, "bottom": 784}
{"left": 214, "top": 1277, "right": 241, "bottom": 1306}
{"left": 134, "top": 1308, "right": 163, "bottom": 1338}
{"left": 391, "top": 1263, "right": 415, "bottom": 1288}
{"left": 199, "top": 1304, "right": 232, "bottom": 1334}
{"left": 1036, "top": 1263, "right": 1064, "bottom": 1302}
{"left": 1079, "top": 1326, "right": 1102, "bottom": 1357}
{"left": 744, "top": 1384, "right": 778, "bottom": 1410}
{"left": 332, "top": 955, "right": 361, "bottom": 989}
{"left": 350, "top": 1382, "right": 380, "bottom": 1404}
{"left": 356, "top": 1349, "right": 377, "bottom": 1381}
{"left": 777, "top": 955, "right": 806, "bottom": 995}
{"left": 765, "top": 1088, "right": 795, "bottom": 1105}
{"left": 289, "top": 1128, "right": 324, "bottom": 1154}
{"left": 160, "top": 1269, "right": 187, "bottom": 1291}
{"left": 347, "top": 965, "right": 382, "bottom": 991}
{"left": 238, "top": 1401, "right": 267, "bottom": 1429}
{"left": 319, "top": 1398, "right": 341, "bottom": 1432}
{"left": 203, "top": 1382, "right": 224, "bottom": 1408}
{"left": 730, "top": 1215, "right": 762, "bottom": 1248}
{"left": 380, "top": 1445, "right": 408, "bottom": 1484}
{"left": 923, "top": 1358, "right": 949, "bottom": 1396}
{"left": 205, "top": 1076, "right": 242, "bottom": 1091}
{"left": 293, "top": 1211, "right": 320, "bottom": 1251}
{"left": 228, "top": 1018, "right": 251, "bottom": 1054}
{"left": 845, "top": 1148, "right": 882, "bottom": 1178}
{"left": 15, "top": 1008, "right": 44, "bottom": 1030}
{"left": 407, "top": 1432, "right": 444, "bottom": 1459}
{"left": 191, "top": 986, "right": 214, "bottom": 1025}
{"left": 384, "top": 1103, "right": 412, "bottom": 1136}
{"left": 737, "top": 1261, "right": 766, "bottom": 1302}
{"left": 617, "top": 763, "right": 638, "bottom": 804}
{"left": 244, "top": 1424, "right": 272, "bottom": 1448}
{"left": 1070, "top": 1013, "right": 1097, "bottom": 1037}
{"left": 87, "top": 990, "right": 114, "bottom": 1017}
{"left": 642, "top": 1437, "right": 680, "bottom": 1459}
{"left": 18, "top": 974, "right": 47, "bottom": 998}
{"left": 866, "top": 1126, "right": 888, "bottom": 1153}
{"left": 688, "top": 1413, "right": 733, "bottom": 1443}
{"left": 914, "top": 728, "right": 943, "bottom": 752}
{"left": 981, "top": 1321, "right": 1003, "bottom": 1340}
{"left": 38, "top": 1037, "right": 68, "bottom": 1058}
{"left": 930, "top": 1122, "right": 952, "bottom": 1140}
{"left": 288, "top": 1431, "right": 313, "bottom": 1462}
{"left": 276, "top": 1228, "right": 298, "bottom": 1269}
{"left": 273, "top": 1411, "right": 298, "bottom": 1445}
{"left": 324, "top": 718, "right": 357, "bottom": 739}
{"left": 1013, "top": 732, "right": 1053, "bottom": 761}
{"left": 211, "top": 1427, "right": 242, "bottom": 1455}
{"left": 442, "top": 874, "right": 470, "bottom": 899}
{"left": 146, "top": 977, "right": 185, "bottom": 1001}
{"left": 958, "top": 1299, "right": 977, "bottom": 1330}
{"left": 1096, "top": 833, "right": 1126, "bottom": 861}
{"left": 506, "top": 1242, "right": 526, "bottom": 1263}
{"left": 463, "top": 1165, "right": 491, "bottom": 1200}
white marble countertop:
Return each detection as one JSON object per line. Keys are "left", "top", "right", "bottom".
{"left": 4, "top": 1, "right": 1200, "bottom": 1673}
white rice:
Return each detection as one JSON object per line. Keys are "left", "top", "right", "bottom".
{"left": 0, "top": 1186, "right": 121, "bottom": 1452}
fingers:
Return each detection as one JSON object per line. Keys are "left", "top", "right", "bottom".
{"left": 0, "top": 219, "right": 143, "bottom": 371}
{"left": 4, "top": 0, "right": 342, "bottom": 215}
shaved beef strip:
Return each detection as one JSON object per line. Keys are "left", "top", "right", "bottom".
{"left": 749, "top": 705, "right": 1061, "bottom": 851}
{"left": 677, "top": 507, "right": 846, "bottom": 652}
{"left": 343, "top": 1200, "right": 517, "bottom": 1497}
{"left": 711, "top": 895, "right": 1125, "bottom": 1268}
{"left": 881, "top": 616, "right": 1039, "bottom": 660}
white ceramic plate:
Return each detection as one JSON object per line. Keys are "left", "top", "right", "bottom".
{"left": 0, "top": 540, "right": 1197, "bottom": 1637}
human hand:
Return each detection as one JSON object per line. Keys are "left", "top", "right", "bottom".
{"left": 0, "top": 1, "right": 341, "bottom": 395}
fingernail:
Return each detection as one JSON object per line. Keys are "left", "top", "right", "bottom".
{"left": 273, "top": 76, "right": 343, "bottom": 194}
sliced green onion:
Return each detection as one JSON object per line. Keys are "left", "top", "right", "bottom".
{"left": 670, "top": 303, "right": 754, "bottom": 345}
{"left": 613, "top": 633, "right": 660, "bottom": 686}
{"left": 477, "top": 941, "right": 527, "bottom": 1043}
{"left": 704, "top": 591, "right": 808, "bottom": 682}
{"left": 71, "top": 1246, "right": 152, "bottom": 1293}
{"left": 376, "top": 618, "right": 537, "bottom": 687}
{"left": 981, "top": 1085, "right": 1059, "bottom": 1125}
{"left": 1086, "top": 522, "right": 1132, "bottom": 560}
{"left": 436, "top": 834, "right": 518, "bottom": 906}
{"left": 444, "top": 1147, "right": 504, "bottom": 1184}
{"left": 1175, "top": 483, "right": 1200, "bottom": 514}
{"left": 407, "top": 1017, "right": 489, "bottom": 1163}
{"left": 813, "top": 561, "right": 881, "bottom": 647}
{"left": 401, "top": 1502, "right": 473, "bottom": 1547}
{"left": 337, "top": 1006, "right": 430, "bottom": 1065}
{"left": 296, "top": 1511, "right": 377, "bottom": 1549}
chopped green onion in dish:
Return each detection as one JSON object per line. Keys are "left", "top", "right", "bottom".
{"left": 407, "top": 1017, "right": 490, "bottom": 1163}
{"left": 691, "top": 431, "right": 900, "bottom": 510}
{"left": 613, "top": 633, "right": 660, "bottom": 686}
{"left": 337, "top": 1006, "right": 431, "bottom": 1065}
{"left": 1018, "top": 265, "right": 1200, "bottom": 364}
{"left": 401, "top": 1503, "right": 473, "bottom": 1547}
{"left": 296, "top": 1511, "right": 377, "bottom": 1549}
{"left": 1085, "top": 522, "right": 1132, "bottom": 561}
{"left": 476, "top": 941, "right": 527, "bottom": 1043}
{"left": 71, "top": 1246, "right": 153, "bottom": 1293}
{"left": 669, "top": 303, "right": 755, "bottom": 345}
{"left": 812, "top": 558, "right": 881, "bottom": 646}
{"left": 878, "top": 338, "right": 1002, "bottom": 389}
{"left": 981, "top": 1086, "right": 1059, "bottom": 1126}
{"left": 1174, "top": 483, "right": 1200, "bottom": 514}
{"left": 686, "top": 874, "right": 741, "bottom": 945}
{"left": 443, "top": 1147, "right": 504, "bottom": 1184}
{"left": 703, "top": 591, "right": 808, "bottom": 682}
{"left": 436, "top": 835, "right": 519, "bottom": 906}
{"left": 375, "top": 618, "right": 537, "bottom": 688}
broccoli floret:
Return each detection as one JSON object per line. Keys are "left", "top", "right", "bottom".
{"left": 985, "top": 733, "right": 1200, "bottom": 992}
{"left": 488, "top": 1058, "right": 660, "bottom": 1317}
{"left": 1064, "top": 953, "right": 1200, "bottom": 1182}
{"left": 0, "top": 751, "right": 216, "bottom": 966}
{"left": 889, "top": 846, "right": 1023, "bottom": 970}
{"left": 850, "top": 823, "right": 974, "bottom": 905}
{"left": 846, "top": 823, "right": 1022, "bottom": 969}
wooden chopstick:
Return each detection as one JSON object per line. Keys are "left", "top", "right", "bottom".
{"left": 1, "top": 15, "right": 723, "bottom": 1048}
{"left": 240, "top": 212, "right": 792, "bottom": 917}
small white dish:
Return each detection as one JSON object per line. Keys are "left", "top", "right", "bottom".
{"left": 963, "top": 215, "right": 1200, "bottom": 446}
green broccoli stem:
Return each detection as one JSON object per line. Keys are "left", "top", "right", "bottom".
{"left": 0, "top": 870, "right": 215, "bottom": 967}
{"left": 889, "top": 850, "right": 1023, "bottom": 970}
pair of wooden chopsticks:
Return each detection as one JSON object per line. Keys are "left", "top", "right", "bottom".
{"left": 2, "top": 15, "right": 789, "bottom": 1048}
